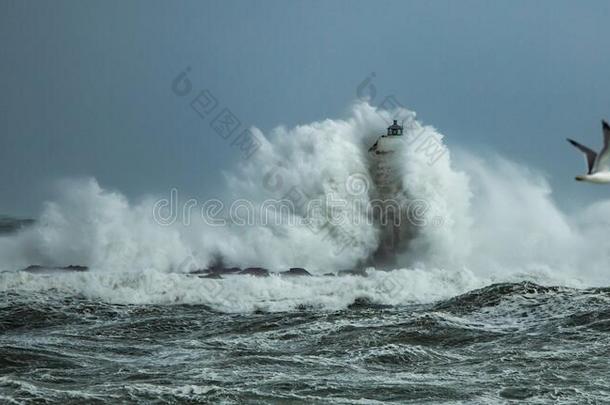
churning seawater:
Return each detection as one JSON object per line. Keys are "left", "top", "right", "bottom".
{"left": 2, "top": 277, "right": 610, "bottom": 404}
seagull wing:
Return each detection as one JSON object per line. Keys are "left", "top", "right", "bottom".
{"left": 567, "top": 138, "right": 597, "bottom": 174}
{"left": 593, "top": 120, "right": 610, "bottom": 172}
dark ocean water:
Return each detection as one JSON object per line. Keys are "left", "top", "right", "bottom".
{"left": 0, "top": 217, "right": 34, "bottom": 235}
{"left": 1, "top": 282, "right": 610, "bottom": 404}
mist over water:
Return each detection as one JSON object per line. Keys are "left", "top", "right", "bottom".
{"left": 1, "top": 102, "right": 609, "bottom": 311}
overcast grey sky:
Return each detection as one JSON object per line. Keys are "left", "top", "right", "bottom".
{"left": 1, "top": 0, "right": 610, "bottom": 216}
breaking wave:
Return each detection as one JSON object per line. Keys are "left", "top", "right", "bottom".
{"left": 1, "top": 101, "right": 609, "bottom": 311}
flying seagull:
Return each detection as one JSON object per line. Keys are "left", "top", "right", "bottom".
{"left": 567, "top": 120, "right": 610, "bottom": 183}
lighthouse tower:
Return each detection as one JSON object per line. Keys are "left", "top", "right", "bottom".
{"left": 368, "top": 120, "right": 409, "bottom": 267}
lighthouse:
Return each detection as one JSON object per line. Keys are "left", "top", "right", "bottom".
{"left": 368, "top": 119, "right": 409, "bottom": 267}
{"left": 368, "top": 120, "right": 403, "bottom": 155}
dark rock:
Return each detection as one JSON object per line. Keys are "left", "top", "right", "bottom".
{"left": 191, "top": 267, "right": 241, "bottom": 275}
{"left": 239, "top": 267, "right": 270, "bottom": 277}
{"left": 215, "top": 267, "right": 242, "bottom": 275}
{"left": 63, "top": 265, "right": 88, "bottom": 272}
{"left": 338, "top": 268, "right": 367, "bottom": 277}
{"left": 189, "top": 269, "right": 208, "bottom": 275}
{"left": 323, "top": 272, "right": 337, "bottom": 277}
{"left": 199, "top": 273, "right": 223, "bottom": 279}
{"left": 23, "top": 265, "right": 44, "bottom": 273}
{"left": 280, "top": 268, "right": 312, "bottom": 277}
{"left": 22, "top": 265, "right": 89, "bottom": 274}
